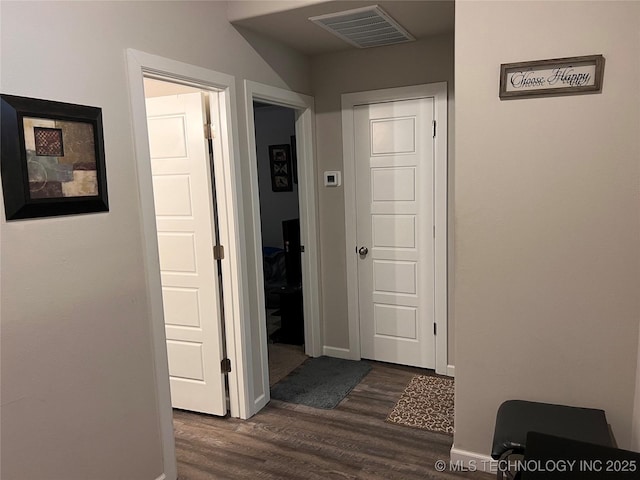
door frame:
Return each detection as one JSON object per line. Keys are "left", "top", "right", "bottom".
{"left": 127, "top": 49, "right": 252, "bottom": 478}
{"left": 341, "top": 83, "right": 449, "bottom": 376}
{"left": 243, "top": 80, "right": 321, "bottom": 413}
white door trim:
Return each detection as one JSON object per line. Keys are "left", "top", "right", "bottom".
{"left": 341, "top": 83, "right": 449, "bottom": 375}
{"left": 243, "top": 80, "right": 322, "bottom": 414}
{"left": 127, "top": 49, "right": 252, "bottom": 478}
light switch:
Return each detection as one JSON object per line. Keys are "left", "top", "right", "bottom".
{"left": 324, "top": 171, "right": 341, "bottom": 187}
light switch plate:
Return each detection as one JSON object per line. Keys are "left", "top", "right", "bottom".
{"left": 324, "top": 171, "right": 341, "bottom": 187}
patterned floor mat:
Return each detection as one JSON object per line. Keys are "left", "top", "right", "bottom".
{"left": 386, "top": 374, "right": 454, "bottom": 434}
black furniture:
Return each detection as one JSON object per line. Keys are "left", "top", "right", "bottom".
{"left": 263, "top": 247, "right": 286, "bottom": 308}
{"left": 521, "top": 432, "right": 640, "bottom": 479}
{"left": 275, "top": 284, "right": 304, "bottom": 344}
{"left": 282, "top": 218, "right": 302, "bottom": 285}
{"left": 267, "top": 218, "right": 304, "bottom": 345}
{"left": 491, "top": 400, "right": 613, "bottom": 480}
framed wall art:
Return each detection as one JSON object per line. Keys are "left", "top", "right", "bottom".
{"left": 1, "top": 94, "right": 108, "bottom": 220}
{"left": 269, "top": 144, "right": 292, "bottom": 192}
{"left": 499, "top": 54, "right": 605, "bottom": 99}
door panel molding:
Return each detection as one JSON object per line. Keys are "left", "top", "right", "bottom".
{"left": 341, "top": 83, "right": 449, "bottom": 375}
{"left": 356, "top": 97, "right": 434, "bottom": 368}
{"left": 147, "top": 92, "right": 227, "bottom": 415}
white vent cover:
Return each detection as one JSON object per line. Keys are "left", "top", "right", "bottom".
{"left": 309, "top": 5, "right": 415, "bottom": 49}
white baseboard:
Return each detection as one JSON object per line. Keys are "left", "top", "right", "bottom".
{"left": 322, "top": 346, "right": 355, "bottom": 360}
{"left": 447, "top": 364, "right": 455, "bottom": 377}
{"left": 450, "top": 446, "right": 495, "bottom": 473}
{"left": 154, "top": 474, "right": 167, "bottom": 480}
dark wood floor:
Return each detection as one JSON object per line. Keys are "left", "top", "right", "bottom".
{"left": 173, "top": 361, "right": 491, "bottom": 479}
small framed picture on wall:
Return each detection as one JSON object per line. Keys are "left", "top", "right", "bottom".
{"left": 0, "top": 94, "right": 109, "bottom": 220}
{"left": 269, "top": 144, "right": 292, "bottom": 192}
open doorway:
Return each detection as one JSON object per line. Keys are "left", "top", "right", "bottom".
{"left": 252, "top": 102, "right": 309, "bottom": 386}
{"left": 244, "top": 80, "right": 322, "bottom": 414}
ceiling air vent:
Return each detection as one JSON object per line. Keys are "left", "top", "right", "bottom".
{"left": 309, "top": 5, "right": 415, "bottom": 49}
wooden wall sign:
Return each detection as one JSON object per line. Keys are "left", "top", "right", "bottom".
{"left": 499, "top": 55, "right": 605, "bottom": 99}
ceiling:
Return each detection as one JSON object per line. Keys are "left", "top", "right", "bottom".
{"left": 229, "top": 1, "right": 455, "bottom": 56}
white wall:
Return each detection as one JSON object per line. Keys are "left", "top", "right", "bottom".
{"left": 454, "top": 0, "right": 640, "bottom": 456}
{"left": 0, "top": 2, "right": 310, "bottom": 479}
{"left": 311, "top": 34, "right": 455, "bottom": 356}
{"left": 254, "top": 105, "right": 299, "bottom": 249}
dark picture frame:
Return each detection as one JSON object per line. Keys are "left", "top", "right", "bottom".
{"left": 269, "top": 144, "right": 292, "bottom": 192}
{"left": 499, "top": 54, "right": 605, "bottom": 100}
{"left": 1, "top": 94, "right": 108, "bottom": 220}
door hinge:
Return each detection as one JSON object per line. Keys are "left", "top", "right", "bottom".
{"left": 213, "top": 245, "right": 224, "bottom": 260}
{"left": 432, "top": 120, "right": 436, "bottom": 138}
{"left": 300, "top": 245, "right": 305, "bottom": 253}
{"left": 434, "top": 323, "right": 437, "bottom": 335}
{"left": 204, "top": 123, "right": 215, "bottom": 140}
{"left": 221, "top": 358, "right": 232, "bottom": 374}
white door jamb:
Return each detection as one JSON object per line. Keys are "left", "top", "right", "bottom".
{"left": 127, "top": 49, "right": 252, "bottom": 479}
{"left": 243, "top": 80, "right": 322, "bottom": 414}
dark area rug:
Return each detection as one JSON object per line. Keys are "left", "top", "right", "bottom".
{"left": 270, "top": 356, "right": 372, "bottom": 409}
{"left": 386, "top": 374, "right": 454, "bottom": 434}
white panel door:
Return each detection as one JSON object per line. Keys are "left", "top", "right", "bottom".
{"left": 146, "top": 92, "right": 227, "bottom": 415}
{"left": 355, "top": 97, "right": 436, "bottom": 368}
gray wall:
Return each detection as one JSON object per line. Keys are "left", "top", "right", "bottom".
{"left": 454, "top": 0, "right": 640, "bottom": 454}
{"left": 254, "top": 105, "right": 299, "bottom": 249}
{"left": 311, "top": 34, "right": 455, "bottom": 358}
{"left": 0, "top": 1, "right": 310, "bottom": 479}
